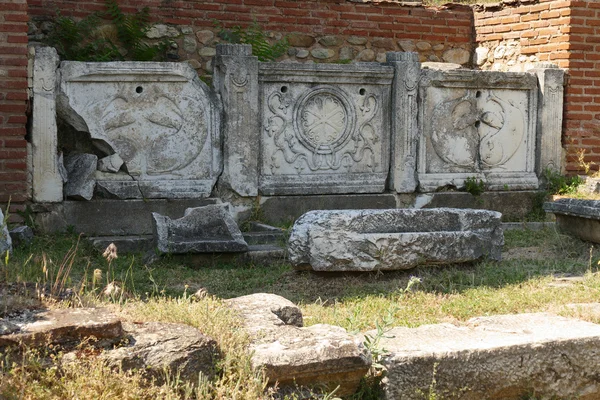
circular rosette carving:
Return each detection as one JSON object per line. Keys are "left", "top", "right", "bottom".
{"left": 294, "top": 87, "right": 356, "bottom": 155}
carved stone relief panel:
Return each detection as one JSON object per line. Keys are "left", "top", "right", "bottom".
{"left": 418, "top": 69, "right": 539, "bottom": 192}
{"left": 59, "top": 62, "right": 221, "bottom": 199}
{"left": 259, "top": 63, "right": 393, "bottom": 195}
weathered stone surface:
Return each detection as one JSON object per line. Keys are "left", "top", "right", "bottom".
{"left": 372, "top": 313, "right": 600, "bottom": 400}
{"left": 198, "top": 46, "right": 216, "bottom": 57}
{"left": 59, "top": 61, "right": 221, "bottom": 199}
{"left": 153, "top": 203, "right": 248, "bottom": 253}
{"left": 398, "top": 39, "right": 416, "bottom": 52}
{"left": 387, "top": 52, "right": 420, "bottom": 193}
{"left": 0, "top": 209, "right": 11, "bottom": 255}
{"left": 226, "top": 293, "right": 370, "bottom": 396}
{"left": 32, "top": 46, "right": 62, "bottom": 202}
{"left": 347, "top": 36, "right": 368, "bottom": 45}
{"left": 318, "top": 35, "right": 343, "bottom": 47}
{"left": 531, "top": 63, "right": 565, "bottom": 175}
{"left": 9, "top": 226, "right": 33, "bottom": 248}
{"left": 97, "top": 153, "right": 124, "bottom": 173}
{"left": 339, "top": 46, "right": 357, "bottom": 60}
{"left": 371, "top": 37, "right": 395, "bottom": 50}
{"left": 0, "top": 320, "right": 19, "bottom": 335}
{"left": 287, "top": 33, "right": 315, "bottom": 47}
{"left": 356, "top": 48, "right": 375, "bottom": 61}
{"left": 418, "top": 69, "right": 539, "bottom": 191}
{"left": 474, "top": 46, "right": 489, "bottom": 66}
{"left": 442, "top": 47, "right": 471, "bottom": 64}
{"left": 544, "top": 198, "right": 600, "bottom": 243}
{"left": 195, "top": 30, "right": 214, "bottom": 45}
{"left": 258, "top": 62, "right": 393, "bottom": 195}
{"left": 310, "top": 48, "right": 335, "bottom": 59}
{"left": 146, "top": 24, "right": 178, "bottom": 39}
{"left": 0, "top": 308, "right": 123, "bottom": 348}
{"left": 288, "top": 208, "right": 503, "bottom": 272}
{"left": 214, "top": 44, "right": 260, "bottom": 197}
{"left": 103, "top": 321, "right": 217, "bottom": 384}
{"left": 64, "top": 153, "right": 98, "bottom": 200}
{"left": 182, "top": 35, "right": 197, "bottom": 53}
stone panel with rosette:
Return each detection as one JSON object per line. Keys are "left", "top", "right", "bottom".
{"left": 259, "top": 63, "right": 393, "bottom": 195}
{"left": 418, "top": 69, "right": 539, "bottom": 192}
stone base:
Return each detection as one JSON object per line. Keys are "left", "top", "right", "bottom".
{"left": 556, "top": 215, "right": 600, "bottom": 243}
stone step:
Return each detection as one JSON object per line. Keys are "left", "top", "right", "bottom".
{"left": 368, "top": 313, "right": 600, "bottom": 399}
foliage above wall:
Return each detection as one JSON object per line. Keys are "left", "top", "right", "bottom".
{"left": 218, "top": 22, "right": 288, "bottom": 62}
{"left": 45, "top": 0, "right": 171, "bottom": 62}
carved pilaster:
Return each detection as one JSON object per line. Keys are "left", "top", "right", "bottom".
{"left": 531, "top": 63, "right": 565, "bottom": 175}
{"left": 32, "top": 47, "right": 62, "bottom": 202}
{"left": 214, "top": 44, "right": 260, "bottom": 197}
{"left": 387, "top": 52, "right": 420, "bottom": 193}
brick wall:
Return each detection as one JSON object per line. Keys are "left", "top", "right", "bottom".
{"left": 27, "top": 0, "right": 474, "bottom": 74}
{"left": 0, "top": 0, "right": 29, "bottom": 219}
{"left": 475, "top": 0, "right": 600, "bottom": 174}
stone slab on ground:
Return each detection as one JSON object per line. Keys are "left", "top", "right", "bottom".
{"left": 288, "top": 208, "right": 503, "bottom": 272}
{"left": 0, "top": 209, "right": 12, "bottom": 255}
{"left": 103, "top": 321, "right": 217, "bottom": 384}
{"left": 153, "top": 203, "right": 248, "bottom": 253}
{"left": 9, "top": 226, "right": 34, "bottom": 247}
{"left": 226, "top": 293, "right": 371, "bottom": 396}
{"left": 0, "top": 308, "right": 123, "bottom": 348}
{"left": 370, "top": 313, "right": 600, "bottom": 400}
{"left": 544, "top": 198, "right": 600, "bottom": 243}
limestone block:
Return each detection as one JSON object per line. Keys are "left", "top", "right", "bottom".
{"left": 226, "top": 293, "right": 371, "bottom": 396}
{"left": 318, "top": 35, "right": 343, "bottom": 47}
{"left": 103, "top": 322, "right": 217, "bottom": 384}
{"left": 64, "top": 153, "right": 97, "bottom": 200}
{"left": 97, "top": 153, "right": 124, "bottom": 173}
{"left": 387, "top": 52, "right": 420, "bottom": 193}
{"left": 213, "top": 44, "right": 260, "bottom": 197}
{"left": 347, "top": 36, "right": 368, "bottom": 45}
{"left": 443, "top": 47, "right": 471, "bottom": 65}
{"left": 288, "top": 208, "right": 503, "bottom": 272}
{"left": 152, "top": 203, "right": 248, "bottom": 253}
{"left": 474, "top": 47, "right": 489, "bottom": 66}
{"left": 418, "top": 69, "right": 539, "bottom": 191}
{"left": 287, "top": 33, "right": 315, "bottom": 47}
{"left": 356, "top": 48, "right": 375, "bottom": 61}
{"left": 195, "top": 30, "right": 214, "bottom": 45}
{"left": 372, "top": 313, "right": 600, "bottom": 399}
{"left": 58, "top": 61, "right": 221, "bottom": 199}
{"left": 398, "top": 40, "right": 416, "bottom": 52}
{"left": 544, "top": 198, "right": 600, "bottom": 244}
{"left": 530, "top": 63, "right": 564, "bottom": 174}
{"left": 311, "top": 48, "right": 335, "bottom": 59}
{"left": 258, "top": 62, "right": 393, "bottom": 195}
{"left": 0, "top": 209, "right": 12, "bottom": 256}
{"left": 32, "top": 47, "right": 62, "bottom": 202}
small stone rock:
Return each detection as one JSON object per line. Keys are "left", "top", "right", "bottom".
{"left": 205, "top": 59, "right": 212, "bottom": 71}
{"left": 195, "top": 30, "right": 214, "bottom": 45}
{"left": 371, "top": 37, "right": 395, "bottom": 50}
{"left": 311, "top": 48, "right": 335, "bottom": 60}
{"left": 357, "top": 48, "right": 375, "bottom": 61}
{"left": 398, "top": 39, "right": 416, "bottom": 52}
{"left": 287, "top": 47, "right": 297, "bottom": 56}
{"left": 296, "top": 49, "right": 309, "bottom": 59}
{"left": 432, "top": 43, "right": 445, "bottom": 51}
{"left": 64, "top": 153, "right": 98, "bottom": 201}
{"left": 494, "top": 45, "right": 507, "bottom": 59}
{"left": 183, "top": 36, "right": 197, "bottom": 53}
{"left": 40, "top": 21, "right": 54, "bottom": 34}
{"left": 9, "top": 226, "right": 33, "bottom": 248}
{"left": 191, "top": 287, "right": 209, "bottom": 300}
{"left": 184, "top": 59, "right": 202, "bottom": 69}
{"left": 103, "top": 321, "right": 217, "bottom": 384}
{"left": 0, "top": 320, "right": 20, "bottom": 335}
{"left": 97, "top": 154, "right": 124, "bottom": 173}
{"left": 428, "top": 54, "right": 440, "bottom": 62}
{"left": 180, "top": 26, "right": 193, "bottom": 35}
{"left": 287, "top": 33, "right": 315, "bottom": 47}
{"left": 442, "top": 48, "right": 471, "bottom": 65}
{"left": 347, "top": 36, "right": 368, "bottom": 45}
{"left": 416, "top": 41, "right": 432, "bottom": 51}
{"left": 339, "top": 46, "right": 357, "bottom": 61}
{"left": 57, "top": 152, "right": 68, "bottom": 183}
{"left": 146, "top": 24, "right": 169, "bottom": 39}
{"left": 199, "top": 47, "right": 217, "bottom": 57}
{"left": 318, "top": 35, "right": 343, "bottom": 47}
{"left": 475, "top": 47, "right": 489, "bottom": 66}
{"left": 376, "top": 52, "right": 387, "bottom": 63}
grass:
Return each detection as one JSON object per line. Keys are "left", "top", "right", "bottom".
{"left": 2, "top": 226, "right": 600, "bottom": 398}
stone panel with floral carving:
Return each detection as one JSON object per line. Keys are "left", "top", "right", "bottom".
{"left": 259, "top": 63, "right": 393, "bottom": 195}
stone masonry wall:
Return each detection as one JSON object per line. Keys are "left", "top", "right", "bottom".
{"left": 27, "top": 0, "right": 474, "bottom": 76}
{"left": 0, "top": 0, "right": 29, "bottom": 220}
{"left": 474, "top": 0, "right": 600, "bottom": 174}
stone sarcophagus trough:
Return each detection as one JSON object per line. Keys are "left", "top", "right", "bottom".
{"left": 544, "top": 198, "right": 600, "bottom": 244}
{"left": 288, "top": 208, "right": 503, "bottom": 272}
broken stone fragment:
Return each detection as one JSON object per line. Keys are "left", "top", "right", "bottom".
{"left": 102, "top": 321, "right": 217, "bottom": 384}
{"left": 64, "top": 153, "right": 98, "bottom": 200}
{"left": 0, "top": 319, "right": 20, "bottom": 335}
{"left": 9, "top": 225, "right": 33, "bottom": 248}
{"left": 0, "top": 209, "right": 12, "bottom": 255}
{"left": 97, "top": 153, "right": 124, "bottom": 173}
{"left": 152, "top": 203, "right": 248, "bottom": 254}
{"left": 226, "top": 293, "right": 371, "bottom": 396}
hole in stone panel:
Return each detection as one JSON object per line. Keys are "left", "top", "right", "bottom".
{"left": 280, "top": 86, "right": 288, "bottom": 93}
{"left": 359, "top": 88, "right": 366, "bottom": 96}
{"left": 475, "top": 120, "right": 481, "bottom": 128}
{"left": 476, "top": 90, "right": 482, "bottom": 98}
{"left": 136, "top": 86, "right": 143, "bottom": 94}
